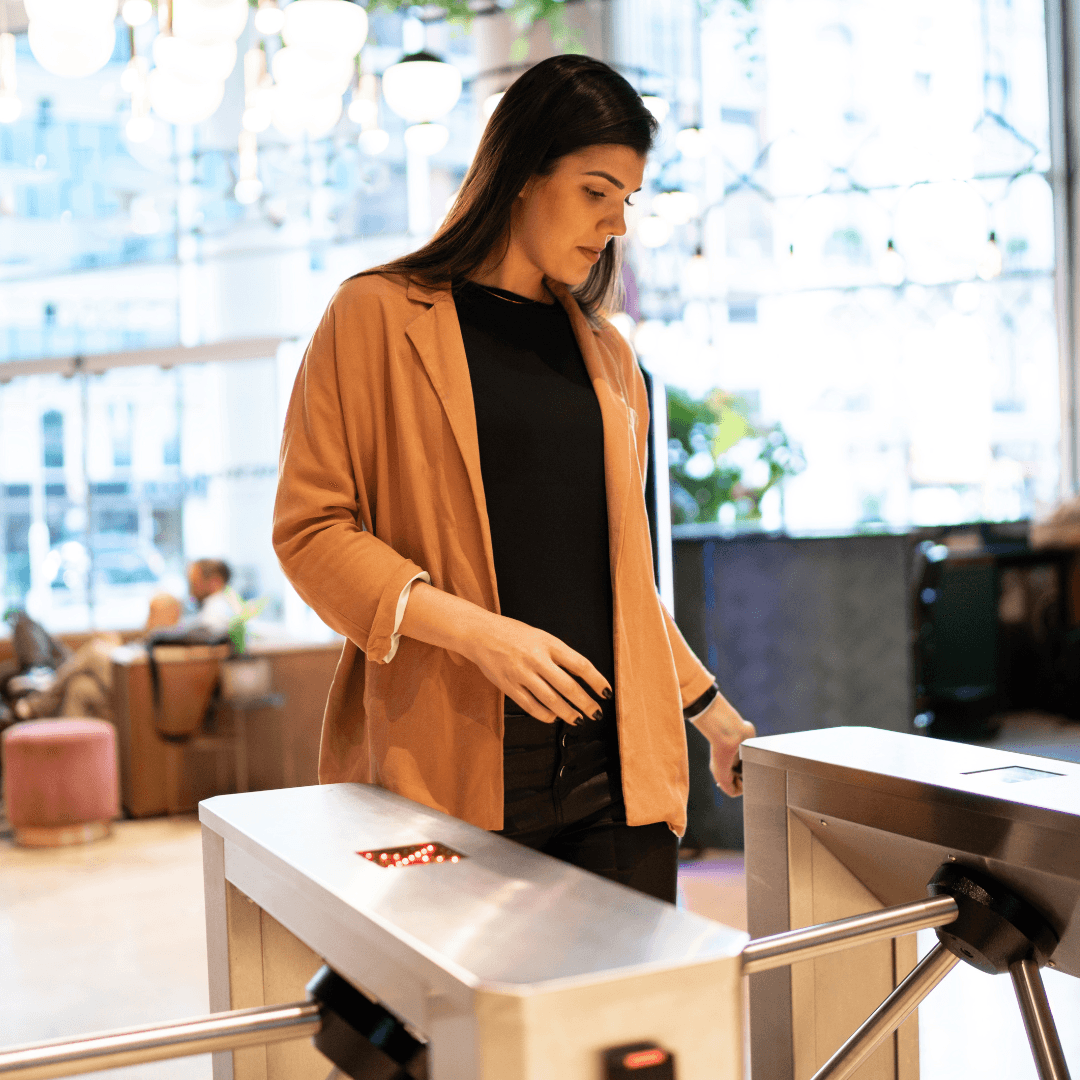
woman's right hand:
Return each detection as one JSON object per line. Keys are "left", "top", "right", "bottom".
{"left": 463, "top": 614, "right": 612, "bottom": 725}
{"left": 397, "top": 581, "right": 611, "bottom": 724}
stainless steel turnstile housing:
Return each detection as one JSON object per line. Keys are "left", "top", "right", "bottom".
{"left": 200, "top": 783, "right": 748, "bottom": 1080}
{"left": 743, "top": 727, "right": 1080, "bottom": 1080}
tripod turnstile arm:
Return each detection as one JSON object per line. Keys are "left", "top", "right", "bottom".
{"left": 1011, "top": 958, "right": 1072, "bottom": 1080}
{"left": 741, "top": 894, "right": 959, "bottom": 975}
{"left": 0, "top": 1001, "right": 321, "bottom": 1080}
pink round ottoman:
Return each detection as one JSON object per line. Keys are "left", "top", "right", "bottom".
{"left": 3, "top": 718, "right": 120, "bottom": 847}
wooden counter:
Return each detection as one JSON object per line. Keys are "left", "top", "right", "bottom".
{"left": 112, "top": 639, "right": 342, "bottom": 817}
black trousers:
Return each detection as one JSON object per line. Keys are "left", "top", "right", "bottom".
{"left": 498, "top": 699, "right": 679, "bottom": 904}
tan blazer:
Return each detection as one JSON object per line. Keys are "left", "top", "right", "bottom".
{"left": 273, "top": 272, "right": 715, "bottom": 834}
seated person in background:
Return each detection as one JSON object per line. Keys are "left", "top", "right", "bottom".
{"left": 144, "top": 558, "right": 234, "bottom": 635}
{"left": 184, "top": 558, "right": 234, "bottom": 634}
{"left": 13, "top": 558, "right": 235, "bottom": 721}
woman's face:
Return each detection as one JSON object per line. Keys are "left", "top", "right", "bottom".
{"left": 510, "top": 144, "right": 646, "bottom": 288}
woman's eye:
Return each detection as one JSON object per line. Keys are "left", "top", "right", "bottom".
{"left": 624, "top": 196, "right": 635, "bottom": 207}
{"left": 586, "top": 188, "right": 605, "bottom": 199}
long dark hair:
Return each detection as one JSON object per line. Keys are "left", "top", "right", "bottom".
{"left": 368, "top": 54, "right": 658, "bottom": 319}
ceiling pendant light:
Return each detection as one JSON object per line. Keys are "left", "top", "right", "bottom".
{"left": 281, "top": 0, "right": 367, "bottom": 59}
{"left": 170, "top": 0, "right": 250, "bottom": 46}
{"left": 254, "top": 0, "right": 284, "bottom": 36}
{"left": 28, "top": 20, "right": 117, "bottom": 78}
{"left": 382, "top": 51, "right": 462, "bottom": 125}
{"left": 148, "top": 65, "right": 225, "bottom": 125}
{"left": 153, "top": 33, "right": 237, "bottom": 83}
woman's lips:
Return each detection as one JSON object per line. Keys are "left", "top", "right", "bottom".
{"left": 578, "top": 247, "right": 602, "bottom": 263}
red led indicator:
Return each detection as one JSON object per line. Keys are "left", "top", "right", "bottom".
{"left": 624, "top": 1049, "right": 668, "bottom": 1069}
{"left": 357, "top": 842, "right": 465, "bottom": 868}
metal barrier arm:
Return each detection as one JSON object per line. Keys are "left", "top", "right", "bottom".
{"left": 742, "top": 862, "right": 1072, "bottom": 1080}
{"left": 740, "top": 895, "right": 959, "bottom": 975}
{"left": 0, "top": 1002, "right": 321, "bottom": 1080}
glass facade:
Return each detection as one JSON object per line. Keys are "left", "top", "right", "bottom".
{"left": 0, "top": 0, "right": 1068, "bottom": 631}
{"left": 636, "top": 0, "right": 1059, "bottom": 534}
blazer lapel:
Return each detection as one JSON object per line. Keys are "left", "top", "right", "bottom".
{"left": 404, "top": 280, "right": 501, "bottom": 612}
{"left": 550, "top": 282, "right": 633, "bottom": 575}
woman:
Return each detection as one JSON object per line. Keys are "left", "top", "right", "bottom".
{"left": 273, "top": 54, "right": 755, "bottom": 903}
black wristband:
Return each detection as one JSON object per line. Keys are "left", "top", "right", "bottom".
{"left": 683, "top": 681, "right": 720, "bottom": 721}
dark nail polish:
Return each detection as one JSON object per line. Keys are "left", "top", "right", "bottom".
{"left": 592, "top": 709, "right": 603, "bottom": 721}
{"left": 602, "top": 687, "right": 613, "bottom": 700}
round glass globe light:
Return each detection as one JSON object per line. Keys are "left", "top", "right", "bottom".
{"left": 273, "top": 46, "right": 352, "bottom": 99}
{"left": 235, "top": 177, "right": 263, "bottom": 204}
{"left": 481, "top": 91, "right": 503, "bottom": 120}
{"left": 153, "top": 34, "right": 237, "bottom": 83}
{"left": 148, "top": 67, "right": 225, "bottom": 124}
{"left": 0, "top": 93, "right": 22, "bottom": 124}
{"left": 636, "top": 215, "right": 673, "bottom": 249}
{"left": 28, "top": 20, "right": 116, "bottom": 78}
{"left": 382, "top": 55, "right": 461, "bottom": 123}
{"left": 357, "top": 127, "right": 389, "bottom": 155}
{"left": 282, "top": 0, "right": 367, "bottom": 60}
{"left": 126, "top": 113, "right": 154, "bottom": 142}
{"left": 254, "top": 1, "right": 285, "bottom": 35}
{"left": 171, "top": 0, "right": 250, "bottom": 46}
{"left": 24, "top": 0, "right": 117, "bottom": 29}
{"left": 121, "top": 0, "right": 153, "bottom": 25}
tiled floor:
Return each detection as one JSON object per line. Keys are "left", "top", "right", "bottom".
{"left": 3, "top": 713, "right": 1079, "bottom": 1079}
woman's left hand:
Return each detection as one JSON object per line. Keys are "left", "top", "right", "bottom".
{"left": 690, "top": 692, "right": 756, "bottom": 798}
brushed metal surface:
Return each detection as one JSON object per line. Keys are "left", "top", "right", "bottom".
{"left": 742, "top": 727, "right": 1080, "bottom": 979}
{"left": 200, "top": 783, "right": 746, "bottom": 992}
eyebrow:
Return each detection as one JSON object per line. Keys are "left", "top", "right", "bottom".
{"left": 583, "top": 170, "right": 641, "bottom": 193}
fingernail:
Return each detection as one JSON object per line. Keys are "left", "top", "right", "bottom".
{"left": 602, "top": 687, "right": 613, "bottom": 699}
{"left": 592, "top": 709, "right": 603, "bottom": 721}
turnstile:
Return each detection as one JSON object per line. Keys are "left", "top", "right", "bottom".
{"left": 3, "top": 730, "right": 1077, "bottom": 1080}
{"left": 743, "top": 727, "right": 1080, "bottom": 1080}
{"left": 198, "top": 783, "right": 749, "bottom": 1080}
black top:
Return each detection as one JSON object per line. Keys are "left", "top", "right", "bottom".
{"left": 452, "top": 280, "right": 615, "bottom": 703}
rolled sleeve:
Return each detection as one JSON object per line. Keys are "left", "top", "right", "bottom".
{"left": 377, "top": 569, "right": 432, "bottom": 664}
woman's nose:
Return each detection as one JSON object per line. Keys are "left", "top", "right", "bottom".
{"left": 607, "top": 205, "right": 628, "bottom": 238}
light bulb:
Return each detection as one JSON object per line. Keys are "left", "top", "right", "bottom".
{"left": 235, "top": 177, "right": 263, "bottom": 204}
{"left": 977, "top": 231, "right": 1002, "bottom": 280}
{"left": 641, "top": 95, "right": 669, "bottom": 124}
{"left": 880, "top": 239, "right": 905, "bottom": 286}
{"left": 403, "top": 121, "right": 448, "bottom": 155}
{"left": 357, "top": 127, "right": 388, "bottom": 155}
{"left": 126, "top": 113, "right": 154, "bottom": 141}
{"left": 0, "top": 93, "right": 21, "bottom": 123}
{"left": 122, "top": 0, "right": 152, "bottom": 25}
{"left": 254, "top": 0, "right": 284, "bottom": 35}
{"left": 482, "top": 91, "right": 503, "bottom": 120}
{"left": 382, "top": 53, "right": 461, "bottom": 123}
